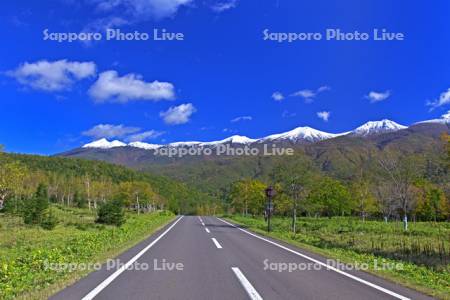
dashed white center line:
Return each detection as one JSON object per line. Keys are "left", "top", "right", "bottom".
{"left": 231, "top": 267, "right": 263, "bottom": 300}
{"left": 211, "top": 238, "right": 223, "bottom": 249}
{"left": 219, "top": 218, "right": 410, "bottom": 300}
{"left": 205, "top": 227, "right": 210, "bottom": 233}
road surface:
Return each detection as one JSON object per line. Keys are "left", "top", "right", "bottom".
{"left": 51, "top": 216, "right": 434, "bottom": 300}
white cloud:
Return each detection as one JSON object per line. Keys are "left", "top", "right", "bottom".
{"left": 291, "top": 89, "right": 315, "bottom": 98}
{"left": 6, "top": 59, "right": 96, "bottom": 91}
{"left": 231, "top": 116, "right": 252, "bottom": 123}
{"left": 290, "top": 85, "right": 330, "bottom": 103}
{"left": 427, "top": 88, "right": 450, "bottom": 110}
{"left": 222, "top": 128, "right": 236, "bottom": 133}
{"left": 88, "top": 0, "right": 192, "bottom": 20}
{"left": 125, "top": 130, "right": 165, "bottom": 142}
{"left": 282, "top": 110, "right": 296, "bottom": 118}
{"left": 211, "top": 0, "right": 238, "bottom": 12}
{"left": 272, "top": 91, "right": 284, "bottom": 101}
{"left": 82, "top": 124, "right": 140, "bottom": 139}
{"left": 317, "top": 111, "right": 330, "bottom": 122}
{"left": 88, "top": 70, "right": 175, "bottom": 103}
{"left": 366, "top": 90, "right": 391, "bottom": 103}
{"left": 160, "top": 103, "right": 196, "bottom": 125}
{"left": 317, "top": 86, "right": 331, "bottom": 93}
{"left": 82, "top": 16, "right": 129, "bottom": 35}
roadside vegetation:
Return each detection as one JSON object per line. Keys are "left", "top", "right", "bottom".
{"left": 226, "top": 215, "right": 449, "bottom": 298}
{"left": 0, "top": 206, "right": 175, "bottom": 299}
{"left": 0, "top": 149, "right": 193, "bottom": 299}
{"left": 221, "top": 133, "right": 450, "bottom": 298}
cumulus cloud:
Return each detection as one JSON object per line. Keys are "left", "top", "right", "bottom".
{"left": 427, "top": 88, "right": 450, "bottom": 110}
{"left": 272, "top": 91, "right": 284, "bottom": 101}
{"left": 160, "top": 103, "right": 196, "bottom": 125}
{"left": 290, "top": 86, "right": 330, "bottom": 103}
{"left": 88, "top": 70, "right": 175, "bottom": 103}
{"left": 231, "top": 116, "right": 252, "bottom": 123}
{"left": 366, "top": 90, "right": 391, "bottom": 103}
{"left": 317, "top": 111, "right": 330, "bottom": 122}
{"left": 6, "top": 59, "right": 96, "bottom": 91}
{"left": 210, "top": 0, "right": 238, "bottom": 12}
{"left": 125, "top": 130, "right": 165, "bottom": 142}
{"left": 82, "top": 124, "right": 140, "bottom": 139}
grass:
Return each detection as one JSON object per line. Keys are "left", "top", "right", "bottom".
{"left": 225, "top": 215, "right": 450, "bottom": 299}
{"left": 0, "top": 205, "right": 176, "bottom": 300}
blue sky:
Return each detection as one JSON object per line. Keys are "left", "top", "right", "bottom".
{"left": 1, "top": 0, "right": 450, "bottom": 154}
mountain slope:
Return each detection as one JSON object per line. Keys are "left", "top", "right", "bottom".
{"left": 349, "top": 120, "right": 407, "bottom": 137}
{"left": 58, "top": 121, "right": 449, "bottom": 194}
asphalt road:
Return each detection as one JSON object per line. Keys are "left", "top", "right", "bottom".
{"left": 51, "top": 216, "right": 434, "bottom": 300}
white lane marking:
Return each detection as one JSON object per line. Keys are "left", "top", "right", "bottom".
{"left": 232, "top": 267, "right": 263, "bottom": 300}
{"left": 201, "top": 222, "right": 205, "bottom": 226}
{"left": 198, "top": 216, "right": 203, "bottom": 223}
{"left": 211, "top": 238, "right": 223, "bottom": 249}
{"left": 218, "top": 218, "right": 410, "bottom": 300}
{"left": 205, "top": 227, "right": 210, "bottom": 233}
{"left": 81, "top": 216, "right": 184, "bottom": 300}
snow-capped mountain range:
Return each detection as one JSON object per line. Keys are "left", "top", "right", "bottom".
{"left": 82, "top": 117, "right": 449, "bottom": 150}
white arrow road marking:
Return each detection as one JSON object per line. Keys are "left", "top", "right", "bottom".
{"left": 211, "top": 238, "right": 223, "bottom": 249}
{"left": 81, "top": 216, "right": 184, "bottom": 300}
{"left": 219, "top": 218, "right": 410, "bottom": 300}
{"left": 232, "top": 267, "right": 263, "bottom": 300}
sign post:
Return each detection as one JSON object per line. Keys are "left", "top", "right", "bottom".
{"left": 265, "top": 186, "right": 276, "bottom": 232}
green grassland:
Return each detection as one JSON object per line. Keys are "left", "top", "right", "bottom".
{"left": 0, "top": 206, "right": 175, "bottom": 300}
{"left": 226, "top": 215, "right": 450, "bottom": 299}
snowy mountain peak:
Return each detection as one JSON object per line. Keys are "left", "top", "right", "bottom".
{"left": 351, "top": 119, "right": 407, "bottom": 136}
{"left": 262, "top": 126, "right": 338, "bottom": 143}
{"left": 128, "top": 142, "right": 162, "bottom": 150}
{"left": 199, "top": 135, "right": 257, "bottom": 146}
{"left": 82, "top": 138, "right": 126, "bottom": 149}
{"left": 168, "top": 141, "right": 202, "bottom": 147}
{"left": 220, "top": 135, "right": 258, "bottom": 144}
{"left": 416, "top": 111, "right": 450, "bottom": 125}
{"left": 81, "top": 118, "right": 439, "bottom": 150}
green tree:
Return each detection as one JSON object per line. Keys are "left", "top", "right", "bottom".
{"left": 96, "top": 198, "right": 126, "bottom": 226}
{"left": 74, "top": 191, "right": 87, "bottom": 208}
{"left": 306, "top": 177, "right": 351, "bottom": 217}
{"left": 270, "top": 154, "right": 317, "bottom": 231}
{"left": 415, "top": 181, "right": 448, "bottom": 221}
{"left": 350, "top": 177, "right": 377, "bottom": 221}
{"left": 116, "top": 181, "right": 156, "bottom": 213}
{"left": 23, "top": 184, "right": 49, "bottom": 225}
{"left": 229, "top": 179, "right": 266, "bottom": 216}
{"left": 0, "top": 161, "right": 26, "bottom": 210}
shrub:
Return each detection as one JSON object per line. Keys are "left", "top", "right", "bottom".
{"left": 96, "top": 199, "right": 126, "bottom": 227}
{"left": 40, "top": 210, "right": 58, "bottom": 230}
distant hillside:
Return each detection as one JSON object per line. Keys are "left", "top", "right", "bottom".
{"left": 1, "top": 152, "right": 213, "bottom": 213}
{"left": 58, "top": 122, "right": 449, "bottom": 194}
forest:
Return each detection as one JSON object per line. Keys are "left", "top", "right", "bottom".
{"left": 221, "top": 133, "right": 450, "bottom": 226}
{"left": 0, "top": 148, "right": 214, "bottom": 223}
